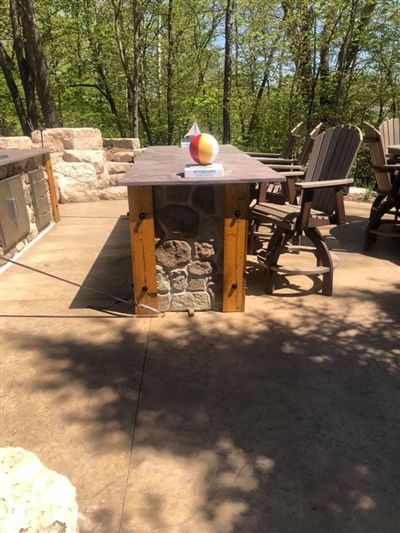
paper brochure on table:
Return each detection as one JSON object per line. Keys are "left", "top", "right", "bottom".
{"left": 184, "top": 163, "right": 224, "bottom": 178}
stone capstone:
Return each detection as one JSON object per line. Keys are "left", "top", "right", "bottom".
{"left": 0, "top": 447, "right": 79, "bottom": 533}
{"left": 157, "top": 205, "right": 199, "bottom": 238}
{"left": 0, "top": 136, "right": 33, "bottom": 149}
{"left": 32, "top": 128, "right": 103, "bottom": 152}
{"left": 103, "top": 138, "right": 140, "bottom": 150}
{"left": 156, "top": 240, "right": 192, "bottom": 268}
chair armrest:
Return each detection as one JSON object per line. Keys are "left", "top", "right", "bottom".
{"left": 268, "top": 164, "right": 304, "bottom": 172}
{"left": 280, "top": 171, "right": 306, "bottom": 178}
{"left": 249, "top": 198, "right": 257, "bottom": 210}
{"left": 296, "top": 178, "right": 353, "bottom": 189}
{"left": 246, "top": 152, "right": 281, "bottom": 158}
{"left": 372, "top": 164, "right": 400, "bottom": 171}
{"left": 258, "top": 158, "right": 296, "bottom": 165}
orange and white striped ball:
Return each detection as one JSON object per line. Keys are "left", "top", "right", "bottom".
{"left": 189, "top": 133, "right": 219, "bottom": 165}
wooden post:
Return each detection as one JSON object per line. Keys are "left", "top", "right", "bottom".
{"left": 44, "top": 153, "right": 60, "bottom": 223}
{"left": 222, "top": 183, "right": 250, "bottom": 312}
{"left": 128, "top": 186, "right": 158, "bottom": 316}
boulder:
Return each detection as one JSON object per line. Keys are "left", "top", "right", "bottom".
{"left": 109, "top": 173, "right": 126, "bottom": 186}
{"left": 0, "top": 447, "right": 79, "bottom": 533}
{"left": 63, "top": 150, "right": 105, "bottom": 173}
{"left": 50, "top": 152, "right": 64, "bottom": 165}
{"left": 0, "top": 136, "right": 33, "bottom": 149}
{"left": 53, "top": 161, "right": 99, "bottom": 203}
{"left": 31, "top": 128, "right": 103, "bottom": 152}
{"left": 97, "top": 187, "right": 128, "bottom": 200}
{"left": 103, "top": 137, "right": 140, "bottom": 150}
{"left": 105, "top": 161, "right": 133, "bottom": 175}
{"left": 109, "top": 151, "right": 135, "bottom": 163}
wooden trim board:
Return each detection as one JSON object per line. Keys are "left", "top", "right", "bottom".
{"left": 128, "top": 186, "right": 158, "bottom": 315}
{"left": 223, "top": 183, "right": 250, "bottom": 312}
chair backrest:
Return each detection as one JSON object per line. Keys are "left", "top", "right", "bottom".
{"left": 296, "top": 122, "right": 323, "bottom": 166}
{"left": 304, "top": 125, "right": 362, "bottom": 214}
{"left": 280, "top": 121, "right": 304, "bottom": 158}
{"left": 379, "top": 117, "right": 400, "bottom": 155}
{"left": 362, "top": 122, "right": 393, "bottom": 194}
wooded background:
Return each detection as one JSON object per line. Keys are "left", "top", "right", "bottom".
{"left": 1, "top": 0, "right": 399, "bottom": 167}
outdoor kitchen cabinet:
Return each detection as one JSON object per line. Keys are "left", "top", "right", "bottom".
{"left": 0, "top": 174, "right": 30, "bottom": 251}
{"left": 29, "top": 168, "right": 52, "bottom": 232}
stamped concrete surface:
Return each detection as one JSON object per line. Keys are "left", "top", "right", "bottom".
{"left": 1, "top": 200, "right": 399, "bottom": 533}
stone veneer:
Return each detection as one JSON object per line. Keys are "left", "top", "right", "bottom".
{"left": 1, "top": 129, "right": 145, "bottom": 204}
{"left": 153, "top": 184, "right": 225, "bottom": 312}
{"left": 0, "top": 129, "right": 143, "bottom": 266}
{"left": 0, "top": 155, "right": 53, "bottom": 267}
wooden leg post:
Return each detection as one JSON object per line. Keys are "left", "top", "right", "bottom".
{"left": 44, "top": 153, "right": 60, "bottom": 223}
{"left": 128, "top": 186, "right": 158, "bottom": 315}
{"left": 223, "top": 183, "right": 250, "bottom": 312}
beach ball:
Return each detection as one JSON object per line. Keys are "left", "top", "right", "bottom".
{"left": 189, "top": 133, "right": 219, "bottom": 165}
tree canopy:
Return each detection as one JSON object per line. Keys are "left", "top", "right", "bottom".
{"left": 1, "top": 0, "right": 399, "bottom": 156}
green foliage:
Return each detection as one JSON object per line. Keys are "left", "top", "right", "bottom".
{"left": 0, "top": 0, "right": 399, "bottom": 146}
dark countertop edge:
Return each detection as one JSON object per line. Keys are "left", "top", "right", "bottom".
{"left": 117, "top": 175, "right": 286, "bottom": 186}
{"left": 0, "top": 148, "right": 50, "bottom": 168}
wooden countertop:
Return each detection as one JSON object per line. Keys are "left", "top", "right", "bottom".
{"left": 118, "top": 144, "right": 285, "bottom": 186}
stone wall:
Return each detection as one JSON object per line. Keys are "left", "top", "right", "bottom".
{"left": 1, "top": 128, "right": 144, "bottom": 203}
{"left": 154, "top": 185, "right": 224, "bottom": 312}
{"left": 0, "top": 156, "right": 54, "bottom": 268}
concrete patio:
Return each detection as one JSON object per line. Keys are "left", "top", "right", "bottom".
{"left": 1, "top": 199, "right": 399, "bottom": 533}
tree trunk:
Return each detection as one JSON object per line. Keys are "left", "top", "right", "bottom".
{"left": 132, "top": 0, "right": 141, "bottom": 138}
{"left": 0, "top": 43, "right": 31, "bottom": 135}
{"left": 166, "top": 0, "right": 174, "bottom": 145}
{"left": 222, "top": 0, "right": 234, "bottom": 144}
{"left": 9, "top": 0, "right": 38, "bottom": 130}
{"left": 17, "top": 0, "right": 60, "bottom": 127}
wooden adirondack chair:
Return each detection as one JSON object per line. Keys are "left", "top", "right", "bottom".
{"left": 379, "top": 118, "right": 400, "bottom": 160}
{"left": 252, "top": 123, "right": 324, "bottom": 210}
{"left": 247, "top": 123, "right": 323, "bottom": 253}
{"left": 256, "top": 123, "right": 324, "bottom": 171}
{"left": 251, "top": 125, "right": 362, "bottom": 296}
{"left": 362, "top": 122, "right": 400, "bottom": 251}
{"left": 246, "top": 122, "right": 304, "bottom": 160}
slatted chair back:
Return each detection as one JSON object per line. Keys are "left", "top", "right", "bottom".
{"left": 362, "top": 122, "right": 393, "bottom": 194}
{"left": 379, "top": 117, "right": 400, "bottom": 155}
{"left": 302, "top": 125, "right": 362, "bottom": 215}
{"left": 280, "top": 121, "right": 304, "bottom": 158}
{"left": 296, "top": 122, "right": 323, "bottom": 167}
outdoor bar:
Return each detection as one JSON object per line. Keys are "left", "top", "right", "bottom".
{"left": 118, "top": 144, "right": 284, "bottom": 315}
{"left": 0, "top": 149, "right": 60, "bottom": 260}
